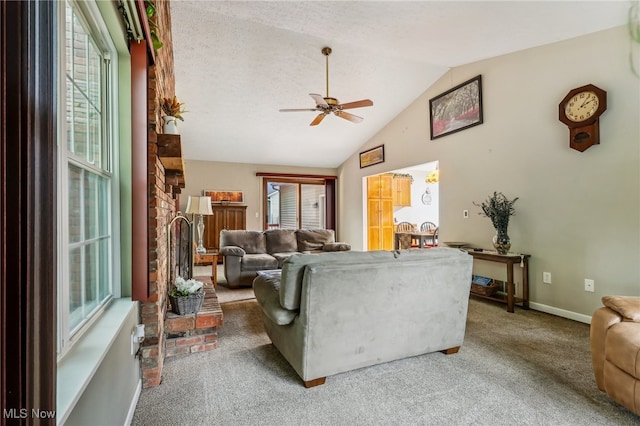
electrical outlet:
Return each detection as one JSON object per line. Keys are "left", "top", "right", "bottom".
{"left": 463, "top": 210, "right": 469, "bottom": 218}
{"left": 584, "top": 279, "right": 595, "bottom": 292}
{"left": 543, "top": 272, "right": 552, "bottom": 284}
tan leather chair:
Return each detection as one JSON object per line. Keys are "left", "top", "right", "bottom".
{"left": 590, "top": 296, "right": 640, "bottom": 415}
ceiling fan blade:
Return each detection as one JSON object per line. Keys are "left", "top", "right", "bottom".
{"left": 310, "top": 113, "right": 326, "bottom": 126}
{"left": 309, "top": 93, "right": 329, "bottom": 107}
{"left": 335, "top": 110, "right": 363, "bottom": 123}
{"left": 279, "top": 108, "right": 318, "bottom": 112}
{"left": 339, "top": 99, "right": 373, "bottom": 110}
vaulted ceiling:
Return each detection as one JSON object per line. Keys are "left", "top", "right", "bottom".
{"left": 170, "top": 1, "right": 627, "bottom": 168}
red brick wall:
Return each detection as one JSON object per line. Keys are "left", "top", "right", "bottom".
{"left": 137, "top": 0, "right": 221, "bottom": 388}
{"left": 139, "top": 0, "right": 178, "bottom": 389}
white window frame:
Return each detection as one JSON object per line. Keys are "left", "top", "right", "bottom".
{"left": 57, "top": 0, "right": 121, "bottom": 359}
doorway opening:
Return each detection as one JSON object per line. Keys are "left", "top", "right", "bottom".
{"left": 365, "top": 161, "right": 439, "bottom": 251}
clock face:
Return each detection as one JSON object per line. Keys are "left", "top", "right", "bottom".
{"left": 564, "top": 91, "right": 600, "bottom": 123}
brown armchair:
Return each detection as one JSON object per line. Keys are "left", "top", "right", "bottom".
{"left": 590, "top": 296, "right": 640, "bottom": 415}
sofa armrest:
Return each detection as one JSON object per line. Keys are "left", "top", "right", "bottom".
{"left": 590, "top": 307, "right": 623, "bottom": 390}
{"left": 322, "top": 242, "right": 351, "bottom": 252}
{"left": 220, "top": 246, "right": 246, "bottom": 257}
{"left": 253, "top": 271, "right": 297, "bottom": 326}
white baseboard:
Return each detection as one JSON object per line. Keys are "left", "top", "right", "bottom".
{"left": 529, "top": 302, "right": 592, "bottom": 324}
{"left": 124, "top": 380, "right": 142, "bottom": 426}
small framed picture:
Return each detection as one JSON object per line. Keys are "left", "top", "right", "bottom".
{"left": 359, "top": 145, "right": 385, "bottom": 168}
{"left": 429, "top": 75, "right": 483, "bottom": 140}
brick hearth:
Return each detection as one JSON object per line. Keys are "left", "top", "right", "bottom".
{"left": 165, "top": 277, "right": 223, "bottom": 357}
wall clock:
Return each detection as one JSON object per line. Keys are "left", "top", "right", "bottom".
{"left": 558, "top": 84, "right": 607, "bottom": 152}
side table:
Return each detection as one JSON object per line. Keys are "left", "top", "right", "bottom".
{"left": 194, "top": 250, "right": 218, "bottom": 288}
{"left": 466, "top": 250, "right": 530, "bottom": 313}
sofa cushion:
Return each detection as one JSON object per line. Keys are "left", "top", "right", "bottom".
{"left": 253, "top": 270, "right": 297, "bottom": 326}
{"left": 279, "top": 250, "right": 395, "bottom": 310}
{"left": 602, "top": 296, "right": 640, "bottom": 322}
{"left": 323, "top": 242, "right": 351, "bottom": 252}
{"left": 220, "top": 230, "right": 266, "bottom": 254}
{"left": 241, "top": 253, "right": 278, "bottom": 271}
{"left": 296, "top": 229, "right": 335, "bottom": 251}
{"left": 265, "top": 229, "right": 298, "bottom": 254}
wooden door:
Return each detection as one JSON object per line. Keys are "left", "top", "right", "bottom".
{"left": 224, "top": 205, "right": 247, "bottom": 231}
{"left": 203, "top": 213, "right": 220, "bottom": 250}
{"left": 367, "top": 175, "right": 394, "bottom": 250}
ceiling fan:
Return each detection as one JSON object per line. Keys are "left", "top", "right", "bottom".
{"left": 279, "top": 47, "right": 373, "bottom": 126}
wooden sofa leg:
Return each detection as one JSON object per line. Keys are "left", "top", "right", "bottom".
{"left": 441, "top": 346, "right": 460, "bottom": 355}
{"left": 304, "top": 377, "right": 326, "bottom": 388}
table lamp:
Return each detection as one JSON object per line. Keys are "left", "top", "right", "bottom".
{"left": 185, "top": 196, "right": 213, "bottom": 254}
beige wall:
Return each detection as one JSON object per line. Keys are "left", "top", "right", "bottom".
{"left": 182, "top": 160, "right": 338, "bottom": 231}
{"left": 338, "top": 26, "right": 640, "bottom": 319}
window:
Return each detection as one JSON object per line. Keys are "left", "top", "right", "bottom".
{"left": 57, "top": 0, "right": 119, "bottom": 356}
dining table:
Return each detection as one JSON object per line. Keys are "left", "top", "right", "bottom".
{"left": 394, "top": 230, "right": 437, "bottom": 249}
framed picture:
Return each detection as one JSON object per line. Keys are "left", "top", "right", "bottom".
{"left": 359, "top": 145, "right": 385, "bottom": 168}
{"left": 429, "top": 75, "right": 483, "bottom": 140}
{"left": 203, "top": 190, "right": 244, "bottom": 203}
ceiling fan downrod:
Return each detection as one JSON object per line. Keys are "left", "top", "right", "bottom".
{"left": 322, "top": 47, "right": 331, "bottom": 99}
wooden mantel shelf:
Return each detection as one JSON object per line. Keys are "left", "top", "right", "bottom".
{"left": 157, "top": 134, "right": 185, "bottom": 189}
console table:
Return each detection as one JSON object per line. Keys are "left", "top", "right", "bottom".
{"left": 467, "top": 250, "right": 530, "bottom": 313}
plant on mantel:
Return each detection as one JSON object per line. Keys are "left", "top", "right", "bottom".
{"left": 161, "top": 96, "right": 186, "bottom": 121}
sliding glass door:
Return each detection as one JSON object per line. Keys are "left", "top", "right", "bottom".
{"left": 266, "top": 180, "right": 326, "bottom": 229}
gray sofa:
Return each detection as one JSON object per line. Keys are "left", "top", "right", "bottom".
{"left": 253, "top": 247, "right": 473, "bottom": 387}
{"left": 219, "top": 228, "right": 350, "bottom": 288}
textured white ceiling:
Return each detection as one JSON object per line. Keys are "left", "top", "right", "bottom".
{"left": 170, "top": 1, "right": 627, "bottom": 168}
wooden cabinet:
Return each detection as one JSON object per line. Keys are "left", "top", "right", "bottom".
{"left": 203, "top": 205, "right": 247, "bottom": 250}
{"left": 392, "top": 176, "right": 412, "bottom": 206}
{"left": 367, "top": 174, "right": 394, "bottom": 250}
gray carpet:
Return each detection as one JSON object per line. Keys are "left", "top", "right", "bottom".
{"left": 132, "top": 295, "right": 640, "bottom": 425}
{"left": 194, "top": 264, "right": 255, "bottom": 304}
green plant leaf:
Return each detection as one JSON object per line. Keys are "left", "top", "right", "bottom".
{"left": 145, "top": 1, "right": 156, "bottom": 18}
{"left": 151, "top": 32, "right": 163, "bottom": 51}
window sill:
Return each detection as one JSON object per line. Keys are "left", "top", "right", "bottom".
{"left": 56, "top": 298, "right": 137, "bottom": 425}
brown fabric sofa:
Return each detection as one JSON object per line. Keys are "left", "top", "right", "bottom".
{"left": 219, "top": 228, "right": 350, "bottom": 288}
{"left": 590, "top": 295, "right": 640, "bottom": 416}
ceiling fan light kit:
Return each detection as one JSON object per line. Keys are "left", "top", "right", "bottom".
{"left": 280, "top": 47, "right": 374, "bottom": 126}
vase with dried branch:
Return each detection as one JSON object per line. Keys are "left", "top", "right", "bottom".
{"left": 474, "top": 191, "right": 518, "bottom": 254}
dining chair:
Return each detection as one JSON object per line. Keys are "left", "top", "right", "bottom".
{"left": 430, "top": 227, "right": 439, "bottom": 247}
{"left": 420, "top": 221, "right": 437, "bottom": 232}
{"left": 396, "top": 222, "right": 415, "bottom": 232}
{"left": 396, "top": 222, "right": 418, "bottom": 248}
{"left": 419, "top": 222, "right": 438, "bottom": 247}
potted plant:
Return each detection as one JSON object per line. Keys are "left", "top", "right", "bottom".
{"left": 474, "top": 191, "right": 518, "bottom": 254}
{"left": 168, "top": 276, "right": 204, "bottom": 315}
{"left": 160, "top": 96, "right": 186, "bottom": 134}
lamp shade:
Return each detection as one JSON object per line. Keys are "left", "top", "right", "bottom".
{"left": 185, "top": 196, "right": 213, "bottom": 215}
